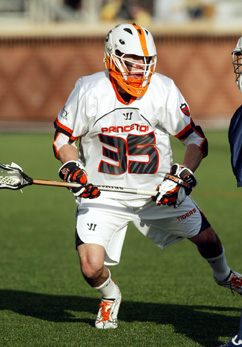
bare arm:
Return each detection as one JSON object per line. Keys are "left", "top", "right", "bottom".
{"left": 58, "top": 144, "right": 79, "bottom": 164}
{"left": 182, "top": 144, "right": 204, "bottom": 172}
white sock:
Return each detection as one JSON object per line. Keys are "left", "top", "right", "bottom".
{"left": 94, "top": 269, "right": 120, "bottom": 299}
{"left": 205, "top": 247, "right": 231, "bottom": 281}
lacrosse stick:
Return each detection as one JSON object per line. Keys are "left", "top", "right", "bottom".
{"left": 0, "top": 163, "right": 157, "bottom": 197}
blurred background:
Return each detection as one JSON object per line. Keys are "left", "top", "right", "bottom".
{"left": 1, "top": 0, "right": 242, "bottom": 131}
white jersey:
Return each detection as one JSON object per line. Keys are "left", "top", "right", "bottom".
{"left": 54, "top": 70, "right": 206, "bottom": 201}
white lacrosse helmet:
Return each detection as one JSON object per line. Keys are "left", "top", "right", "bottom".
{"left": 104, "top": 23, "right": 157, "bottom": 97}
{"left": 232, "top": 37, "right": 242, "bottom": 93}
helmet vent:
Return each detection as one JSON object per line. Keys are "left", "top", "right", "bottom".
{"left": 119, "top": 39, "right": 125, "bottom": 45}
{"left": 123, "top": 28, "right": 133, "bottom": 35}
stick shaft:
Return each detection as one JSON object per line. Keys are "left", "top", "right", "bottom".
{"left": 32, "top": 179, "right": 157, "bottom": 197}
{"left": 33, "top": 179, "right": 78, "bottom": 188}
{"left": 97, "top": 185, "right": 157, "bottom": 197}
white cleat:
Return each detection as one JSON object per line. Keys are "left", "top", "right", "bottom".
{"left": 95, "top": 289, "right": 122, "bottom": 329}
{"left": 215, "top": 270, "right": 242, "bottom": 295}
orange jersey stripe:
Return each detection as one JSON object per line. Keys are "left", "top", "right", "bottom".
{"left": 132, "top": 23, "right": 149, "bottom": 57}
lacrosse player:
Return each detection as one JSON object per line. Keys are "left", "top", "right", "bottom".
{"left": 229, "top": 37, "right": 242, "bottom": 188}
{"left": 218, "top": 36, "right": 242, "bottom": 347}
{"left": 53, "top": 23, "right": 242, "bottom": 329}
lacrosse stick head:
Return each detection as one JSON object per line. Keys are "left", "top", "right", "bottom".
{"left": 0, "top": 163, "right": 33, "bottom": 190}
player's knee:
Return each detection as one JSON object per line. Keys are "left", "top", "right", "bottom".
{"left": 80, "top": 258, "right": 103, "bottom": 280}
{"left": 190, "top": 227, "right": 223, "bottom": 258}
{"left": 202, "top": 227, "right": 222, "bottom": 246}
{"left": 77, "top": 243, "right": 105, "bottom": 280}
{"left": 190, "top": 227, "right": 221, "bottom": 246}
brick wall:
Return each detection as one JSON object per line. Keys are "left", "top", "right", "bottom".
{"left": 0, "top": 34, "right": 241, "bottom": 125}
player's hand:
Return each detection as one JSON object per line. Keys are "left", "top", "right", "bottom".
{"left": 58, "top": 160, "right": 100, "bottom": 198}
{"left": 152, "top": 163, "right": 197, "bottom": 208}
{"left": 80, "top": 183, "right": 101, "bottom": 199}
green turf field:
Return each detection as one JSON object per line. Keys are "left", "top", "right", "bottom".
{"left": 0, "top": 130, "right": 242, "bottom": 347}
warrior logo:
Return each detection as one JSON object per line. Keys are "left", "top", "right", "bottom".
{"left": 87, "top": 223, "right": 97, "bottom": 231}
{"left": 123, "top": 112, "right": 133, "bottom": 120}
{"left": 180, "top": 103, "right": 190, "bottom": 117}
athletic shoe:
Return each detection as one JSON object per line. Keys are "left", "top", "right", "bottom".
{"left": 215, "top": 270, "right": 242, "bottom": 295}
{"left": 219, "top": 335, "right": 242, "bottom": 346}
{"left": 95, "top": 289, "right": 122, "bottom": 329}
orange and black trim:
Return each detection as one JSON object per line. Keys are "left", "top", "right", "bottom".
{"left": 53, "top": 131, "right": 60, "bottom": 158}
{"left": 193, "top": 125, "right": 208, "bottom": 157}
{"left": 53, "top": 118, "right": 80, "bottom": 158}
{"left": 54, "top": 118, "right": 72, "bottom": 138}
{"left": 174, "top": 120, "right": 196, "bottom": 140}
{"left": 54, "top": 118, "right": 79, "bottom": 142}
{"left": 174, "top": 120, "right": 208, "bottom": 157}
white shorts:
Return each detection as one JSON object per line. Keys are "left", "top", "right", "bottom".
{"left": 75, "top": 195, "right": 210, "bottom": 265}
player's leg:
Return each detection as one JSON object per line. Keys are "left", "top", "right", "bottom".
{"left": 136, "top": 197, "right": 242, "bottom": 295}
{"left": 189, "top": 226, "right": 230, "bottom": 280}
{"left": 77, "top": 242, "right": 108, "bottom": 287}
{"left": 75, "top": 197, "right": 130, "bottom": 328}
{"left": 189, "top": 227, "right": 242, "bottom": 295}
{"left": 77, "top": 243, "right": 122, "bottom": 329}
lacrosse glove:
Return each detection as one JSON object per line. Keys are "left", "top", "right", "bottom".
{"left": 58, "top": 160, "right": 100, "bottom": 199}
{"left": 152, "top": 163, "right": 197, "bottom": 208}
